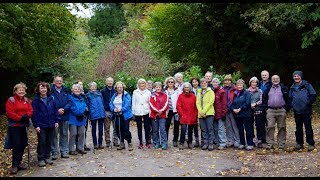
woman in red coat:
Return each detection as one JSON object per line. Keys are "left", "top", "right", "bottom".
{"left": 176, "top": 82, "right": 198, "bottom": 150}
{"left": 5, "top": 82, "right": 33, "bottom": 174}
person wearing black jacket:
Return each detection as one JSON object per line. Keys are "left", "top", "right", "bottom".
{"left": 262, "top": 75, "right": 289, "bottom": 150}
{"left": 100, "top": 77, "right": 119, "bottom": 147}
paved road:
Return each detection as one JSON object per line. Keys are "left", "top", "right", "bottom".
{"left": 17, "top": 122, "right": 243, "bottom": 177}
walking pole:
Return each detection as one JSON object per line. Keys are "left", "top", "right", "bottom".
{"left": 26, "top": 120, "right": 31, "bottom": 170}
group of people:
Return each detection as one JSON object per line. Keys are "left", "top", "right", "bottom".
{"left": 5, "top": 70, "right": 317, "bottom": 175}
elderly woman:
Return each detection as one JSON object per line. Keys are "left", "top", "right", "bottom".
{"left": 150, "top": 82, "right": 169, "bottom": 150}
{"left": 68, "top": 84, "right": 88, "bottom": 155}
{"left": 176, "top": 82, "right": 198, "bottom": 149}
{"left": 164, "top": 76, "right": 180, "bottom": 147}
{"left": 231, "top": 79, "right": 253, "bottom": 150}
{"left": 196, "top": 78, "right": 215, "bottom": 151}
{"left": 190, "top": 77, "right": 201, "bottom": 147}
{"left": 109, "top": 81, "right": 134, "bottom": 151}
{"left": 5, "top": 82, "right": 33, "bottom": 174}
{"left": 32, "top": 82, "right": 59, "bottom": 167}
{"left": 132, "top": 78, "right": 152, "bottom": 149}
{"left": 212, "top": 78, "right": 228, "bottom": 150}
{"left": 86, "top": 81, "right": 106, "bottom": 149}
{"left": 247, "top": 77, "right": 265, "bottom": 148}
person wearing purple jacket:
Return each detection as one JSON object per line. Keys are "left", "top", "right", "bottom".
{"left": 32, "top": 82, "right": 59, "bottom": 167}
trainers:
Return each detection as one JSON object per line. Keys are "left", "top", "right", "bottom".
{"left": 128, "top": 143, "right": 133, "bottom": 151}
{"left": 61, "top": 153, "right": 69, "bottom": 158}
{"left": 218, "top": 146, "right": 225, "bottom": 150}
{"left": 162, "top": 145, "right": 168, "bottom": 150}
{"left": 117, "top": 143, "right": 125, "bottom": 150}
{"left": 9, "top": 167, "right": 18, "bottom": 174}
{"left": 234, "top": 143, "right": 240, "bottom": 148}
{"left": 173, "top": 141, "right": 178, "bottom": 147}
{"left": 145, "top": 144, "right": 151, "bottom": 149}
{"left": 238, "top": 145, "right": 245, "bottom": 149}
{"left": 178, "top": 143, "right": 184, "bottom": 150}
{"left": 38, "top": 160, "right": 46, "bottom": 167}
{"left": 202, "top": 144, "right": 208, "bottom": 150}
{"left": 69, "top": 151, "right": 78, "bottom": 155}
{"left": 45, "top": 158, "right": 53, "bottom": 165}
{"left": 308, "top": 145, "right": 315, "bottom": 151}
{"left": 208, "top": 144, "right": 214, "bottom": 151}
{"left": 94, "top": 145, "right": 99, "bottom": 149}
{"left": 188, "top": 143, "right": 194, "bottom": 149}
{"left": 154, "top": 145, "right": 161, "bottom": 149}
{"left": 52, "top": 154, "right": 59, "bottom": 160}
{"left": 99, "top": 144, "right": 104, "bottom": 149}
{"left": 18, "top": 164, "right": 27, "bottom": 170}
{"left": 138, "top": 144, "right": 144, "bottom": 149}
{"left": 266, "top": 144, "right": 273, "bottom": 150}
{"left": 113, "top": 142, "right": 120, "bottom": 147}
{"left": 84, "top": 146, "right": 91, "bottom": 151}
{"left": 294, "top": 144, "right": 303, "bottom": 151}
{"left": 278, "top": 144, "right": 285, "bottom": 150}
{"left": 246, "top": 145, "right": 254, "bottom": 150}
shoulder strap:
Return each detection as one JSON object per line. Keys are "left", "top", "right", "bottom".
{"left": 9, "top": 96, "right": 14, "bottom": 104}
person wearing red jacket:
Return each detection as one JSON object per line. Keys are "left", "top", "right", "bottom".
{"left": 5, "top": 82, "right": 33, "bottom": 174}
{"left": 212, "top": 78, "right": 228, "bottom": 150}
{"left": 176, "top": 82, "right": 198, "bottom": 150}
{"left": 149, "top": 82, "right": 169, "bottom": 150}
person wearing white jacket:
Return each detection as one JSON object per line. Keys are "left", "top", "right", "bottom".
{"left": 132, "top": 78, "right": 152, "bottom": 149}
{"left": 164, "top": 76, "right": 181, "bottom": 147}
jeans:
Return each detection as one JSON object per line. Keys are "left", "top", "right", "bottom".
{"left": 104, "top": 111, "right": 119, "bottom": 145}
{"left": 224, "top": 112, "right": 240, "bottom": 146}
{"left": 235, "top": 116, "right": 254, "bottom": 146}
{"left": 91, "top": 118, "right": 104, "bottom": 146}
{"left": 69, "top": 125, "right": 85, "bottom": 152}
{"left": 294, "top": 113, "right": 315, "bottom": 146}
{"left": 180, "top": 124, "right": 195, "bottom": 144}
{"left": 9, "top": 126, "right": 27, "bottom": 167}
{"left": 152, "top": 118, "right": 167, "bottom": 147}
{"left": 37, "top": 127, "right": 54, "bottom": 161}
{"left": 213, "top": 119, "right": 227, "bottom": 147}
{"left": 114, "top": 115, "right": 132, "bottom": 143}
{"left": 135, "top": 114, "right": 151, "bottom": 145}
{"left": 51, "top": 120, "right": 69, "bottom": 155}
{"left": 199, "top": 115, "right": 214, "bottom": 145}
{"left": 193, "top": 123, "right": 199, "bottom": 140}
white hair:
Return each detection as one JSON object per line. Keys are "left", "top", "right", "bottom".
{"left": 89, "top": 81, "right": 97, "bottom": 87}
{"left": 174, "top": 72, "right": 183, "bottom": 79}
{"left": 72, "top": 84, "right": 81, "bottom": 91}
{"left": 211, "top": 78, "right": 221, "bottom": 84}
{"left": 182, "top": 82, "right": 192, "bottom": 90}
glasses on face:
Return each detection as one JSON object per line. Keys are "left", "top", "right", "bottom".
{"left": 168, "top": 81, "right": 174, "bottom": 84}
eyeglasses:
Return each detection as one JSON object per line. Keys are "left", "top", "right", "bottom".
{"left": 168, "top": 81, "right": 174, "bottom": 84}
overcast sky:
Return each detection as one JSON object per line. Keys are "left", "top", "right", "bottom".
{"left": 69, "top": 3, "right": 93, "bottom": 18}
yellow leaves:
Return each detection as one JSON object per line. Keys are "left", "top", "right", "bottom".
{"left": 151, "top": 173, "right": 159, "bottom": 177}
{"left": 209, "top": 165, "right": 215, "bottom": 169}
{"left": 312, "top": 149, "right": 318, "bottom": 153}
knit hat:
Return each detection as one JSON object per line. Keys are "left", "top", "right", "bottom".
{"left": 211, "top": 78, "right": 221, "bottom": 84}
{"left": 249, "top": 76, "right": 259, "bottom": 85}
{"left": 292, "top": 71, "right": 303, "bottom": 78}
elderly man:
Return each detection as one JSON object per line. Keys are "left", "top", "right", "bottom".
{"left": 259, "top": 70, "right": 272, "bottom": 93}
{"left": 205, "top": 71, "right": 213, "bottom": 89}
{"left": 289, "top": 71, "right": 317, "bottom": 151}
{"left": 262, "top": 75, "right": 289, "bottom": 150}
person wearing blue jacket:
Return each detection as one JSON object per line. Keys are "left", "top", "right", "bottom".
{"left": 231, "top": 79, "right": 254, "bottom": 150}
{"left": 289, "top": 71, "right": 317, "bottom": 151}
{"left": 86, "top": 82, "right": 106, "bottom": 149}
{"left": 68, "top": 84, "right": 88, "bottom": 155}
{"left": 109, "top": 81, "right": 134, "bottom": 151}
{"left": 50, "top": 75, "right": 71, "bottom": 159}
{"left": 32, "top": 82, "right": 59, "bottom": 167}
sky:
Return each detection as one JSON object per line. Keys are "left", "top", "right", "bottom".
{"left": 69, "top": 3, "right": 93, "bottom": 18}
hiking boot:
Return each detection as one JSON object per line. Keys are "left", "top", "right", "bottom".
{"left": 99, "top": 144, "right": 104, "bottom": 149}
{"left": 173, "top": 141, "right": 178, "bottom": 147}
{"left": 246, "top": 145, "right": 254, "bottom": 151}
{"left": 265, "top": 144, "right": 273, "bottom": 150}
{"left": 61, "top": 153, "right": 69, "bottom": 158}
{"left": 105, "top": 143, "right": 110, "bottom": 148}
{"left": 45, "top": 158, "right": 53, "bottom": 165}
{"left": 162, "top": 145, "right": 168, "bottom": 150}
{"left": 69, "top": 151, "right": 78, "bottom": 155}
{"left": 18, "top": 164, "right": 27, "bottom": 170}
{"left": 138, "top": 144, "right": 144, "bottom": 149}
{"left": 113, "top": 142, "right": 120, "bottom": 147}
{"left": 51, "top": 153, "right": 59, "bottom": 160}
{"left": 188, "top": 142, "right": 194, "bottom": 149}
{"left": 84, "top": 146, "right": 91, "bottom": 151}
{"left": 117, "top": 143, "right": 125, "bottom": 150}
{"left": 234, "top": 143, "right": 240, "bottom": 148}
{"left": 294, "top": 144, "right": 303, "bottom": 151}
{"left": 178, "top": 143, "right": 184, "bottom": 150}
{"left": 202, "top": 144, "right": 208, "bottom": 150}
{"left": 94, "top": 145, "right": 99, "bottom": 149}
{"left": 38, "top": 160, "right": 46, "bottom": 167}
{"left": 208, "top": 144, "right": 214, "bottom": 151}
{"left": 218, "top": 146, "right": 225, "bottom": 150}
{"left": 308, "top": 145, "right": 315, "bottom": 151}
{"left": 77, "top": 150, "right": 87, "bottom": 154}
{"left": 128, "top": 143, "right": 133, "bottom": 151}
{"left": 278, "top": 144, "right": 285, "bottom": 150}
{"left": 194, "top": 140, "right": 200, "bottom": 147}
{"left": 9, "top": 167, "right": 18, "bottom": 174}
{"left": 257, "top": 143, "right": 263, "bottom": 148}
{"left": 226, "top": 143, "right": 234, "bottom": 148}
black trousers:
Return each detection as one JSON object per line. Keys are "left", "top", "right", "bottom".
{"left": 37, "top": 127, "right": 54, "bottom": 161}
{"left": 114, "top": 115, "right": 132, "bottom": 143}
{"left": 180, "top": 124, "right": 196, "bottom": 144}
{"left": 9, "top": 126, "right": 27, "bottom": 167}
{"left": 294, "top": 113, "right": 315, "bottom": 146}
{"left": 165, "top": 110, "right": 180, "bottom": 142}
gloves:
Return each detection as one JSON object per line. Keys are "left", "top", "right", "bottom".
{"left": 20, "top": 114, "right": 29, "bottom": 127}
{"left": 76, "top": 115, "right": 84, "bottom": 121}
